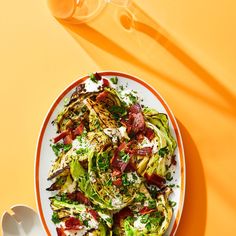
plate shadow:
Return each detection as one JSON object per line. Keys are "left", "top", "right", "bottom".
{"left": 176, "top": 120, "right": 207, "bottom": 236}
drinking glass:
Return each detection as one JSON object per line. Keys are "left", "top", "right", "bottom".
{"left": 48, "top": 0, "right": 130, "bottom": 23}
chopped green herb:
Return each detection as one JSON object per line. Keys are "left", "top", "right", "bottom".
{"left": 51, "top": 212, "right": 60, "bottom": 224}
{"left": 63, "top": 144, "right": 72, "bottom": 152}
{"left": 110, "top": 77, "right": 118, "bottom": 84}
{"left": 122, "top": 173, "right": 130, "bottom": 186}
{"left": 140, "top": 214, "right": 149, "bottom": 224}
{"left": 76, "top": 147, "right": 89, "bottom": 155}
{"left": 145, "top": 222, "right": 151, "bottom": 231}
{"left": 83, "top": 220, "right": 89, "bottom": 227}
{"left": 168, "top": 184, "right": 175, "bottom": 188}
{"left": 120, "top": 152, "right": 130, "bottom": 163}
{"left": 148, "top": 185, "right": 158, "bottom": 198}
{"left": 158, "top": 146, "right": 169, "bottom": 157}
{"left": 166, "top": 172, "right": 173, "bottom": 181}
{"left": 119, "top": 85, "right": 124, "bottom": 91}
{"left": 106, "top": 178, "right": 112, "bottom": 186}
{"left": 97, "top": 152, "right": 110, "bottom": 172}
{"left": 148, "top": 200, "right": 156, "bottom": 209}
{"left": 90, "top": 73, "right": 98, "bottom": 83}
{"left": 132, "top": 173, "right": 138, "bottom": 180}
{"left": 128, "top": 93, "right": 137, "bottom": 104}
{"left": 52, "top": 143, "right": 72, "bottom": 156}
{"left": 169, "top": 200, "right": 177, "bottom": 207}
{"left": 108, "top": 105, "right": 127, "bottom": 120}
{"left": 135, "top": 192, "right": 146, "bottom": 202}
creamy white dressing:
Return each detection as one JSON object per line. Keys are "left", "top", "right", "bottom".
{"left": 103, "top": 126, "right": 129, "bottom": 143}
{"left": 139, "top": 137, "right": 158, "bottom": 154}
{"left": 118, "top": 89, "right": 140, "bottom": 106}
{"left": 126, "top": 172, "right": 141, "bottom": 185}
{"left": 133, "top": 217, "right": 146, "bottom": 230}
{"left": 84, "top": 79, "right": 103, "bottom": 92}
{"left": 112, "top": 197, "right": 122, "bottom": 207}
{"left": 67, "top": 181, "right": 77, "bottom": 193}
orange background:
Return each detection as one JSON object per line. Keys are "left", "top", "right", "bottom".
{"left": 0, "top": 0, "right": 236, "bottom": 235}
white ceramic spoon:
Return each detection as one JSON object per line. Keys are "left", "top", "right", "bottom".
{"left": 1, "top": 205, "right": 45, "bottom": 236}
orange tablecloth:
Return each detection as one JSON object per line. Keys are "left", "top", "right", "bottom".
{"left": 1, "top": 0, "right": 236, "bottom": 235}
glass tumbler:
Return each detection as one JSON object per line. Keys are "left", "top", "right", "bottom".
{"left": 48, "top": 0, "right": 131, "bottom": 23}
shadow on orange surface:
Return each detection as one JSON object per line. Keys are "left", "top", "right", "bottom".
{"left": 57, "top": 2, "right": 236, "bottom": 119}
{"left": 176, "top": 121, "right": 207, "bottom": 236}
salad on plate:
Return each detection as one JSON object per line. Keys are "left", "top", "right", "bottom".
{"left": 46, "top": 73, "right": 177, "bottom": 236}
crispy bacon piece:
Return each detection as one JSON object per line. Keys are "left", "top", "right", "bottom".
{"left": 73, "top": 123, "right": 84, "bottom": 136}
{"left": 139, "top": 206, "right": 156, "bottom": 215}
{"left": 96, "top": 91, "right": 109, "bottom": 102}
{"left": 132, "top": 113, "right": 145, "bottom": 133}
{"left": 53, "top": 130, "right": 69, "bottom": 143}
{"left": 118, "top": 142, "right": 127, "bottom": 151}
{"left": 110, "top": 142, "right": 126, "bottom": 167}
{"left": 144, "top": 173, "right": 166, "bottom": 188}
{"left": 122, "top": 104, "right": 146, "bottom": 135}
{"left": 135, "top": 147, "right": 153, "bottom": 156}
{"left": 87, "top": 209, "right": 99, "bottom": 221}
{"left": 111, "top": 142, "right": 133, "bottom": 172}
{"left": 56, "top": 227, "right": 66, "bottom": 236}
{"left": 76, "top": 192, "right": 90, "bottom": 205}
{"left": 113, "top": 178, "right": 122, "bottom": 187}
{"left": 63, "top": 133, "right": 73, "bottom": 145}
{"left": 125, "top": 160, "right": 136, "bottom": 172}
{"left": 145, "top": 127, "right": 155, "bottom": 141}
{"left": 102, "top": 78, "right": 109, "bottom": 87}
{"left": 120, "top": 119, "right": 132, "bottom": 133}
{"left": 112, "top": 169, "right": 122, "bottom": 177}
{"left": 129, "top": 104, "right": 141, "bottom": 114}
{"left": 114, "top": 207, "right": 133, "bottom": 226}
{"left": 94, "top": 72, "right": 102, "bottom": 81}
{"left": 136, "top": 132, "right": 144, "bottom": 142}
{"left": 65, "top": 217, "right": 82, "bottom": 230}
{"left": 67, "top": 191, "right": 90, "bottom": 205}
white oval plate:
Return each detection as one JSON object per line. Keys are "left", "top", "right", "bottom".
{"left": 35, "top": 71, "right": 185, "bottom": 236}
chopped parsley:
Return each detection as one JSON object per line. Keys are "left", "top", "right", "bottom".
{"left": 145, "top": 222, "right": 151, "bottom": 231}
{"left": 169, "top": 200, "right": 177, "bottom": 207}
{"left": 108, "top": 105, "right": 127, "bottom": 119}
{"left": 83, "top": 219, "right": 89, "bottom": 227}
{"left": 134, "top": 192, "right": 146, "bottom": 202}
{"left": 51, "top": 212, "right": 60, "bottom": 224}
{"left": 148, "top": 199, "right": 156, "bottom": 209}
{"left": 140, "top": 214, "right": 149, "bottom": 224}
{"left": 110, "top": 76, "right": 118, "bottom": 84}
{"left": 76, "top": 147, "right": 89, "bottom": 155}
{"left": 90, "top": 73, "right": 98, "bottom": 83}
{"left": 97, "top": 152, "right": 110, "bottom": 171}
{"left": 122, "top": 173, "right": 130, "bottom": 186}
{"left": 119, "top": 151, "right": 130, "bottom": 163}
{"left": 158, "top": 146, "right": 169, "bottom": 157}
{"left": 166, "top": 172, "right": 173, "bottom": 181}
{"left": 51, "top": 143, "right": 72, "bottom": 156}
